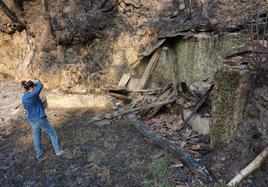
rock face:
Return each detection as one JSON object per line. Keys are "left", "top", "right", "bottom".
{"left": 0, "top": 0, "right": 267, "bottom": 93}
{"left": 183, "top": 109, "right": 210, "bottom": 135}
{"left": 47, "top": 93, "right": 112, "bottom": 109}
{"left": 0, "top": 77, "right": 26, "bottom": 126}
{"left": 0, "top": 31, "right": 33, "bottom": 79}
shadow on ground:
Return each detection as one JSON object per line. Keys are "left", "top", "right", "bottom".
{"left": 0, "top": 109, "right": 176, "bottom": 187}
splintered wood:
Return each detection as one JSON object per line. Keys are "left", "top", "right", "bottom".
{"left": 106, "top": 76, "right": 214, "bottom": 183}
{"left": 147, "top": 84, "right": 174, "bottom": 118}
{"left": 139, "top": 49, "right": 161, "bottom": 90}
{"left": 105, "top": 39, "right": 215, "bottom": 183}
{"left": 146, "top": 114, "right": 183, "bottom": 136}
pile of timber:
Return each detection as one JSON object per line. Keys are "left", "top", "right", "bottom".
{"left": 102, "top": 78, "right": 215, "bottom": 184}
{"left": 99, "top": 39, "right": 268, "bottom": 186}
{"left": 98, "top": 43, "right": 215, "bottom": 184}
{"left": 105, "top": 42, "right": 213, "bottom": 120}
{"left": 103, "top": 82, "right": 215, "bottom": 184}
{"left": 106, "top": 82, "right": 213, "bottom": 121}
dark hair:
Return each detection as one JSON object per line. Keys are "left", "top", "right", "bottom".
{"left": 21, "top": 80, "right": 35, "bottom": 91}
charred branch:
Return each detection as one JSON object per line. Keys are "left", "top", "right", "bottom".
{"left": 127, "top": 114, "right": 215, "bottom": 183}
{"left": 0, "top": 0, "right": 24, "bottom": 31}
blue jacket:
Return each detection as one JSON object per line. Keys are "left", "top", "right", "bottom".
{"left": 22, "top": 80, "right": 47, "bottom": 123}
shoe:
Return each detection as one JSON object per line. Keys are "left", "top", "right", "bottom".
{"left": 36, "top": 151, "right": 44, "bottom": 160}
{"left": 56, "top": 149, "right": 65, "bottom": 156}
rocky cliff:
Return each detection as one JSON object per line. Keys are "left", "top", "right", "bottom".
{"left": 0, "top": 0, "right": 267, "bottom": 93}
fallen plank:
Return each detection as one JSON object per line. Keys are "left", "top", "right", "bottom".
{"left": 127, "top": 114, "right": 215, "bottom": 183}
{"left": 105, "top": 87, "right": 130, "bottom": 95}
{"left": 131, "top": 89, "right": 160, "bottom": 93}
{"left": 181, "top": 94, "right": 208, "bottom": 126}
{"left": 223, "top": 56, "right": 246, "bottom": 66}
{"left": 139, "top": 49, "right": 161, "bottom": 90}
{"left": 118, "top": 74, "right": 131, "bottom": 87}
{"left": 132, "top": 39, "right": 165, "bottom": 69}
{"left": 106, "top": 86, "right": 160, "bottom": 94}
{"left": 227, "top": 146, "right": 268, "bottom": 186}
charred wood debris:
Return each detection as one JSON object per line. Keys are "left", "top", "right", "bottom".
{"left": 86, "top": 44, "right": 215, "bottom": 183}
{"left": 87, "top": 38, "right": 268, "bottom": 185}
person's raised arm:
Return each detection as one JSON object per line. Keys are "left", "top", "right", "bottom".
{"left": 31, "top": 80, "right": 43, "bottom": 96}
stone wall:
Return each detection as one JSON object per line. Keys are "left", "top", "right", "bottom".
{"left": 140, "top": 35, "right": 247, "bottom": 90}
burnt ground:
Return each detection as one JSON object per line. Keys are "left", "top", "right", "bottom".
{"left": 0, "top": 77, "right": 171, "bottom": 187}
{"left": 1, "top": 77, "right": 268, "bottom": 187}
{"left": 0, "top": 108, "right": 170, "bottom": 187}
{"left": 203, "top": 120, "right": 268, "bottom": 187}
{"left": 0, "top": 77, "right": 210, "bottom": 187}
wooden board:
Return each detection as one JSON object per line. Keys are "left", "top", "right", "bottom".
{"left": 118, "top": 74, "right": 131, "bottom": 88}
{"left": 139, "top": 49, "right": 161, "bottom": 90}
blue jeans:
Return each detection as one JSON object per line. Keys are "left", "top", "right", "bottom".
{"left": 30, "top": 118, "right": 61, "bottom": 158}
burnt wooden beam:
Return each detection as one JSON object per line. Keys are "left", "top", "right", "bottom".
{"left": 181, "top": 84, "right": 214, "bottom": 127}
{"left": 127, "top": 114, "right": 215, "bottom": 183}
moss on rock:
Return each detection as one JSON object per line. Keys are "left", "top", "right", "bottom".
{"left": 211, "top": 68, "right": 240, "bottom": 145}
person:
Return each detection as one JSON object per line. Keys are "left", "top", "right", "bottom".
{"left": 21, "top": 79, "right": 64, "bottom": 159}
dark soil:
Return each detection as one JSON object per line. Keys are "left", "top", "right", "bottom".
{"left": 0, "top": 109, "right": 167, "bottom": 187}
{"left": 1, "top": 78, "right": 267, "bottom": 187}
{"left": 213, "top": 121, "right": 268, "bottom": 187}
{"left": 0, "top": 77, "right": 189, "bottom": 187}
